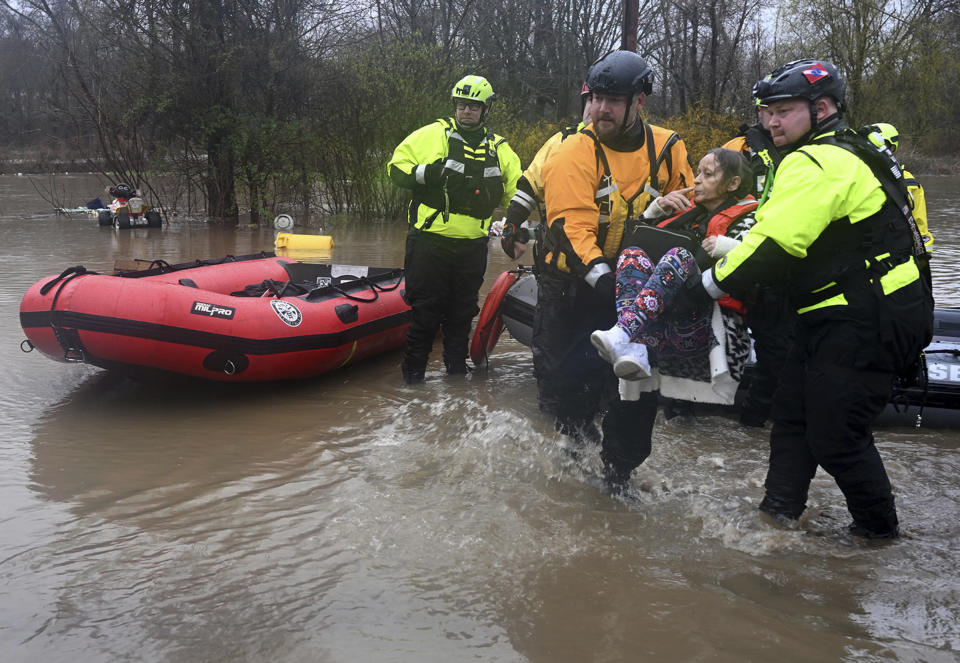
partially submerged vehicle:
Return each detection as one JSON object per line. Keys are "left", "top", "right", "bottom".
{"left": 472, "top": 267, "right": 960, "bottom": 428}
{"left": 95, "top": 183, "right": 162, "bottom": 229}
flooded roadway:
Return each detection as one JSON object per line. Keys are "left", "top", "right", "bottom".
{"left": 1, "top": 174, "right": 959, "bottom": 661}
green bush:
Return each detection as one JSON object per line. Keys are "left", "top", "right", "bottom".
{"left": 656, "top": 104, "right": 745, "bottom": 166}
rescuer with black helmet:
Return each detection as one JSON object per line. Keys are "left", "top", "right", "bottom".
{"left": 388, "top": 75, "right": 521, "bottom": 383}
{"left": 585, "top": 49, "right": 653, "bottom": 138}
{"left": 751, "top": 59, "right": 846, "bottom": 152}
{"left": 690, "top": 59, "right": 933, "bottom": 539}
{"left": 534, "top": 49, "right": 695, "bottom": 493}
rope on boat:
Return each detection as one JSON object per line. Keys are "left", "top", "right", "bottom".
{"left": 325, "top": 274, "right": 403, "bottom": 303}
{"left": 147, "top": 259, "right": 172, "bottom": 271}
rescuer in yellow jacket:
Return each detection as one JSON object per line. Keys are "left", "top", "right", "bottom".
{"left": 500, "top": 83, "right": 593, "bottom": 259}
{"left": 535, "top": 50, "right": 695, "bottom": 493}
{"left": 388, "top": 75, "right": 521, "bottom": 383}
{"left": 691, "top": 60, "right": 933, "bottom": 539}
{"left": 867, "top": 122, "right": 934, "bottom": 254}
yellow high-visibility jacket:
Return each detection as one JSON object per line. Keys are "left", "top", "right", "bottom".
{"left": 388, "top": 117, "right": 521, "bottom": 239}
{"left": 704, "top": 130, "right": 923, "bottom": 314}
{"left": 903, "top": 166, "right": 933, "bottom": 251}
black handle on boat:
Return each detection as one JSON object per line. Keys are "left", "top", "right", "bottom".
{"left": 20, "top": 339, "right": 34, "bottom": 353}
{"left": 40, "top": 265, "right": 95, "bottom": 295}
{"left": 147, "top": 259, "right": 172, "bottom": 271}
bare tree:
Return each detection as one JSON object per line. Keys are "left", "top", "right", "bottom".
{"left": 647, "top": 0, "right": 763, "bottom": 114}
{"left": 1, "top": 0, "right": 957, "bottom": 222}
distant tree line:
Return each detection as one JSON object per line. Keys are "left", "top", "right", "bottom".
{"left": 0, "top": 0, "right": 957, "bottom": 222}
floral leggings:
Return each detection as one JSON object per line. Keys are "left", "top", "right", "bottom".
{"left": 615, "top": 246, "right": 699, "bottom": 348}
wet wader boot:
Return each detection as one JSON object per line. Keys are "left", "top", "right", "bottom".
{"left": 555, "top": 415, "right": 602, "bottom": 462}
{"left": 556, "top": 416, "right": 602, "bottom": 446}
{"left": 848, "top": 521, "right": 899, "bottom": 539}
{"left": 600, "top": 391, "right": 658, "bottom": 494}
{"left": 401, "top": 356, "right": 426, "bottom": 384}
{"left": 443, "top": 357, "right": 471, "bottom": 375}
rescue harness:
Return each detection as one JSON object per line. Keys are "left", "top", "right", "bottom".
{"left": 537, "top": 123, "right": 681, "bottom": 276}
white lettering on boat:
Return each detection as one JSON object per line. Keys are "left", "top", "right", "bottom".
{"left": 192, "top": 301, "right": 236, "bottom": 319}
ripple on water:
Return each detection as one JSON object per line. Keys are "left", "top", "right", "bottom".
{"left": 3, "top": 185, "right": 960, "bottom": 660}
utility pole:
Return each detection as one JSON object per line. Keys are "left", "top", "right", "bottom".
{"left": 621, "top": 0, "right": 638, "bottom": 52}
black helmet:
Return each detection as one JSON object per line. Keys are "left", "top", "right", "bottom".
{"left": 110, "top": 183, "right": 135, "bottom": 199}
{"left": 586, "top": 50, "right": 653, "bottom": 97}
{"left": 753, "top": 59, "right": 846, "bottom": 110}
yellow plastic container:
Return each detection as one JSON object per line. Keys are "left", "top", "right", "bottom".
{"left": 275, "top": 247, "right": 333, "bottom": 260}
{"left": 275, "top": 232, "right": 334, "bottom": 250}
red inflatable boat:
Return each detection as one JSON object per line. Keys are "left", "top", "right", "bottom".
{"left": 20, "top": 253, "right": 411, "bottom": 381}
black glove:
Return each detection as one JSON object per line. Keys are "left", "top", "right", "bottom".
{"left": 594, "top": 272, "right": 617, "bottom": 305}
{"left": 500, "top": 216, "right": 530, "bottom": 259}
{"left": 422, "top": 162, "right": 444, "bottom": 187}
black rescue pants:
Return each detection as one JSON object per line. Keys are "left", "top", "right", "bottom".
{"left": 402, "top": 229, "right": 488, "bottom": 374}
{"left": 741, "top": 286, "right": 795, "bottom": 426}
{"left": 759, "top": 278, "right": 932, "bottom": 535}
{"left": 532, "top": 269, "right": 657, "bottom": 475}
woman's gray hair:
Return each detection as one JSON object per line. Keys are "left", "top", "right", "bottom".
{"left": 706, "top": 147, "right": 753, "bottom": 199}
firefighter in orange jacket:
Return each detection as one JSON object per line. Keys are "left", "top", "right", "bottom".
{"left": 537, "top": 50, "right": 694, "bottom": 492}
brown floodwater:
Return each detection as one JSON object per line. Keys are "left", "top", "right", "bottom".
{"left": 1, "top": 173, "right": 959, "bottom": 662}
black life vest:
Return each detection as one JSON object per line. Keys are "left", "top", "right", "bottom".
{"left": 418, "top": 118, "right": 505, "bottom": 227}
{"left": 789, "top": 128, "right": 929, "bottom": 308}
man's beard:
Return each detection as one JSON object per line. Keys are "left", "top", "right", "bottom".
{"left": 593, "top": 115, "right": 619, "bottom": 140}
